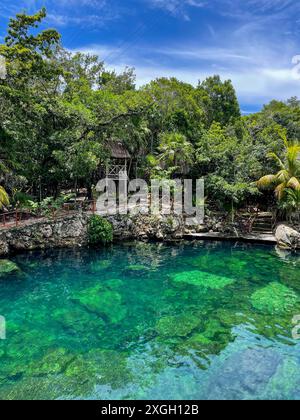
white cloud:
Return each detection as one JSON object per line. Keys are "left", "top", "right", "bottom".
{"left": 45, "top": 0, "right": 120, "bottom": 27}
{"left": 2, "top": 0, "right": 299, "bottom": 107}
{"left": 46, "top": 13, "right": 114, "bottom": 28}
{"left": 152, "top": 47, "right": 252, "bottom": 62}
{"left": 77, "top": 41, "right": 300, "bottom": 106}
{"left": 147, "top": 0, "right": 300, "bottom": 26}
{"left": 146, "top": 0, "right": 206, "bottom": 18}
{"left": 0, "top": 0, "right": 119, "bottom": 29}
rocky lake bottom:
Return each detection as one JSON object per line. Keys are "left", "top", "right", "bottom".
{"left": 0, "top": 240, "right": 300, "bottom": 400}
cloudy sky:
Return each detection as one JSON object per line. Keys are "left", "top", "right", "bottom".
{"left": 1, "top": 0, "right": 300, "bottom": 113}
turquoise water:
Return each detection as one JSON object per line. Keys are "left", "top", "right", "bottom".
{"left": 0, "top": 241, "right": 300, "bottom": 400}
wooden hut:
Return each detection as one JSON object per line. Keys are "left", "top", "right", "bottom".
{"left": 102, "top": 141, "right": 131, "bottom": 181}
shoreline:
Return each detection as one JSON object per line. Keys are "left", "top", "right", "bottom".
{"left": 0, "top": 212, "right": 282, "bottom": 257}
{"left": 183, "top": 232, "right": 277, "bottom": 245}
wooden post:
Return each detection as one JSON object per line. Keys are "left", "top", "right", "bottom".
{"left": 15, "top": 210, "right": 18, "bottom": 227}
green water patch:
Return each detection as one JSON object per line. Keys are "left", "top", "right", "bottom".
{"left": 187, "top": 254, "right": 249, "bottom": 277}
{"left": 122, "top": 265, "right": 150, "bottom": 277}
{"left": 89, "top": 259, "right": 112, "bottom": 273}
{"left": 183, "top": 317, "right": 234, "bottom": 357}
{"left": 53, "top": 306, "right": 106, "bottom": 335}
{"left": 251, "top": 282, "right": 299, "bottom": 315}
{"left": 171, "top": 270, "right": 234, "bottom": 289}
{"left": 72, "top": 285, "right": 127, "bottom": 324}
{"left": 0, "top": 260, "right": 21, "bottom": 279}
{"left": 156, "top": 313, "right": 201, "bottom": 338}
{"left": 0, "top": 242, "right": 300, "bottom": 400}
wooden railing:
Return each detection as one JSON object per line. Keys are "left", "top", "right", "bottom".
{"left": 106, "top": 165, "right": 128, "bottom": 180}
{"left": 0, "top": 200, "right": 97, "bottom": 230}
{"left": 1, "top": 210, "right": 31, "bottom": 228}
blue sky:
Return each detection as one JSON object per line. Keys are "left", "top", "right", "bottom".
{"left": 1, "top": 0, "right": 300, "bottom": 113}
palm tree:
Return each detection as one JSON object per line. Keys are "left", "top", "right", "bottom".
{"left": 0, "top": 186, "right": 9, "bottom": 210}
{"left": 158, "top": 132, "right": 194, "bottom": 173}
{"left": 257, "top": 136, "right": 300, "bottom": 206}
{"left": 278, "top": 188, "right": 300, "bottom": 221}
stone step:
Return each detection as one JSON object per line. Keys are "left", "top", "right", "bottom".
{"left": 252, "top": 231, "right": 273, "bottom": 235}
{"left": 253, "top": 225, "right": 273, "bottom": 230}
{"left": 252, "top": 228, "right": 273, "bottom": 233}
{"left": 253, "top": 220, "right": 273, "bottom": 225}
{"left": 253, "top": 221, "right": 272, "bottom": 225}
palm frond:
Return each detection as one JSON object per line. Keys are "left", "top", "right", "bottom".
{"left": 276, "top": 170, "right": 289, "bottom": 183}
{"left": 286, "top": 145, "right": 300, "bottom": 175}
{"left": 257, "top": 175, "right": 277, "bottom": 189}
{"left": 281, "top": 188, "right": 300, "bottom": 212}
{"left": 279, "top": 132, "right": 289, "bottom": 149}
{"left": 275, "top": 183, "right": 286, "bottom": 201}
{"left": 0, "top": 186, "right": 9, "bottom": 209}
{"left": 267, "top": 152, "right": 285, "bottom": 170}
{"left": 287, "top": 176, "right": 300, "bottom": 190}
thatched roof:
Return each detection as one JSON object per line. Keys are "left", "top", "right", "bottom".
{"left": 108, "top": 141, "right": 131, "bottom": 159}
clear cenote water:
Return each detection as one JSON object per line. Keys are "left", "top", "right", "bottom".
{"left": 0, "top": 241, "right": 300, "bottom": 400}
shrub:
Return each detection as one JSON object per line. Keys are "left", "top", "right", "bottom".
{"left": 88, "top": 215, "right": 113, "bottom": 246}
{"left": 12, "top": 191, "right": 33, "bottom": 208}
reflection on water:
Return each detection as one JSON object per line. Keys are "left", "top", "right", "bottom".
{"left": 0, "top": 241, "right": 300, "bottom": 400}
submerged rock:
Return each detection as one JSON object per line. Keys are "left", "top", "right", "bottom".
{"left": 0, "top": 376, "right": 67, "bottom": 400}
{"left": 53, "top": 306, "right": 105, "bottom": 334}
{"left": 0, "top": 259, "right": 20, "bottom": 279}
{"left": 27, "top": 348, "right": 75, "bottom": 377}
{"left": 171, "top": 270, "right": 234, "bottom": 289}
{"left": 156, "top": 313, "right": 201, "bottom": 338}
{"left": 185, "top": 318, "right": 232, "bottom": 356}
{"left": 188, "top": 254, "right": 248, "bottom": 279}
{"left": 72, "top": 285, "right": 127, "bottom": 324}
{"left": 207, "top": 348, "right": 282, "bottom": 400}
{"left": 251, "top": 282, "right": 298, "bottom": 315}
{"left": 122, "top": 265, "right": 149, "bottom": 277}
{"left": 261, "top": 358, "right": 300, "bottom": 400}
{"left": 65, "top": 349, "right": 132, "bottom": 390}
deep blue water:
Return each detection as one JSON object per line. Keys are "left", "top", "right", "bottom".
{"left": 0, "top": 241, "right": 300, "bottom": 400}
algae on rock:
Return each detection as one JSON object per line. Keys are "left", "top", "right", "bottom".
{"left": 27, "top": 348, "right": 75, "bottom": 377}
{"left": 65, "top": 349, "right": 132, "bottom": 390}
{"left": 156, "top": 313, "right": 201, "bottom": 338}
{"left": 72, "top": 285, "right": 127, "bottom": 324}
{"left": 171, "top": 270, "right": 234, "bottom": 290}
{"left": 0, "top": 260, "right": 20, "bottom": 278}
{"left": 251, "top": 283, "right": 298, "bottom": 315}
{"left": 53, "top": 306, "right": 105, "bottom": 334}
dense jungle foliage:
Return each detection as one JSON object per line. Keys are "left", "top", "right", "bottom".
{"left": 0, "top": 9, "right": 300, "bottom": 216}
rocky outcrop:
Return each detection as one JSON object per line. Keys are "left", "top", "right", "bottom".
{"left": 0, "top": 233, "right": 9, "bottom": 255}
{"left": 0, "top": 215, "right": 89, "bottom": 256}
{"left": 0, "top": 213, "right": 188, "bottom": 256}
{"left": 0, "top": 212, "right": 288, "bottom": 257}
{"left": 275, "top": 224, "right": 300, "bottom": 250}
{"left": 107, "top": 214, "right": 186, "bottom": 241}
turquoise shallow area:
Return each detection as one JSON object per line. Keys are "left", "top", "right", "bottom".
{"left": 0, "top": 241, "right": 300, "bottom": 400}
